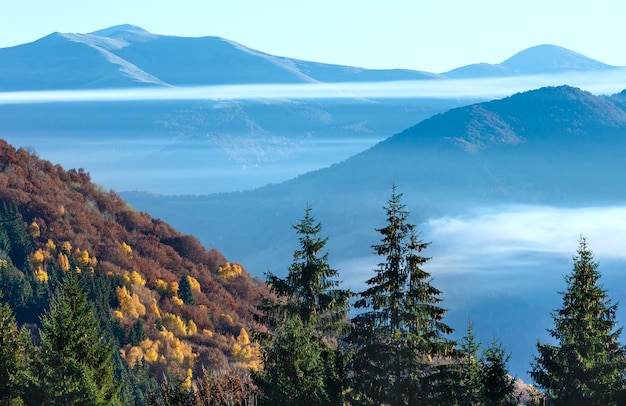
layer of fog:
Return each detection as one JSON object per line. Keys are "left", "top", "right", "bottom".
{"left": 2, "top": 133, "right": 378, "bottom": 194}
{"left": 2, "top": 69, "right": 626, "bottom": 104}
{"left": 427, "top": 205, "right": 626, "bottom": 272}
{"left": 336, "top": 204, "right": 626, "bottom": 381}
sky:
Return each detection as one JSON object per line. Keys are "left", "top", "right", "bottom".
{"left": 3, "top": 0, "right": 626, "bottom": 73}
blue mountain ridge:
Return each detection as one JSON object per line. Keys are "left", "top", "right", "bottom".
{"left": 0, "top": 25, "right": 618, "bottom": 91}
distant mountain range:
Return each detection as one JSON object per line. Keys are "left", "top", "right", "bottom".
{"left": 0, "top": 25, "right": 619, "bottom": 91}
{"left": 1, "top": 25, "right": 623, "bottom": 194}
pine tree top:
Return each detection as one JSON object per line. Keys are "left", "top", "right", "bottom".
{"left": 531, "top": 237, "right": 626, "bottom": 405}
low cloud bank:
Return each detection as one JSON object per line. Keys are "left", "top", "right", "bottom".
{"left": 337, "top": 204, "right": 626, "bottom": 294}
{"left": 1, "top": 69, "right": 626, "bottom": 104}
{"left": 425, "top": 205, "right": 626, "bottom": 273}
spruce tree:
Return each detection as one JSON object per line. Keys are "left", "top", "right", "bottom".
{"left": 33, "top": 273, "right": 122, "bottom": 405}
{"left": 263, "top": 206, "right": 351, "bottom": 330}
{"left": 0, "top": 300, "right": 19, "bottom": 398}
{"left": 178, "top": 275, "right": 194, "bottom": 305}
{"left": 0, "top": 294, "right": 31, "bottom": 404}
{"left": 454, "top": 320, "right": 484, "bottom": 405}
{"left": 482, "top": 338, "right": 517, "bottom": 406}
{"left": 0, "top": 202, "right": 32, "bottom": 268}
{"left": 129, "top": 318, "right": 147, "bottom": 346}
{"left": 256, "top": 206, "right": 351, "bottom": 405}
{"left": 530, "top": 237, "right": 626, "bottom": 405}
{"left": 349, "top": 185, "right": 454, "bottom": 405}
{"left": 256, "top": 315, "right": 327, "bottom": 405}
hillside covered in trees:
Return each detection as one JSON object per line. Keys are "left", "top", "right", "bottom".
{"left": 1, "top": 137, "right": 626, "bottom": 405}
{"left": 0, "top": 139, "right": 268, "bottom": 403}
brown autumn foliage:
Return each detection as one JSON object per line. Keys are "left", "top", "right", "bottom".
{"left": 0, "top": 139, "right": 268, "bottom": 379}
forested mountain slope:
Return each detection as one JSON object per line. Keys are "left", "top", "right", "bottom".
{"left": 0, "top": 139, "right": 267, "bottom": 399}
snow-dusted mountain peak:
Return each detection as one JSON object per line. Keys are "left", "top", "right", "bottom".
{"left": 89, "top": 24, "right": 149, "bottom": 37}
{"left": 89, "top": 24, "right": 159, "bottom": 44}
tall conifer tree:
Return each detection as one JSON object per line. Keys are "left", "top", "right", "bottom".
{"left": 33, "top": 273, "right": 121, "bottom": 405}
{"left": 349, "top": 185, "right": 454, "bottom": 405}
{"left": 263, "top": 206, "right": 350, "bottom": 330}
{"left": 531, "top": 237, "right": 626, "bottom": 405}
{"left": 256, "top": 315, "right": 327, "bottom": 405}
{"left": 481, "top": 338, "right": 517, "bottom": 406}
{"left": 451, "top": 320, "right": 484, "bottom": 405}
{"left": 256, "top": 206, "right": 351, "bottom": 405}
{"left": 0, "top": 294, "right": 31, "bottom": 404}
{"left": 178, "top": 275, "right": 194, "bottom": 305}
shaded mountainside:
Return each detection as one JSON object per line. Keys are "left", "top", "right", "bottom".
{"left": 0, "top": 139, "right": 268, "bottom": 379}
{"left": 398, "top": 85, "right": 626, "bottom": 150}
{"left": 123, "top": 86, "right": 626, "bottom": 277}
{"left": 276, "top": 85, "right": 626, "bottom": 208}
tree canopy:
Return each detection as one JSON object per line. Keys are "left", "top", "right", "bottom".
{"left": 349, "top": 185, "right": 455, "bottom": 405}
{"left": 256, "top": 206, "right": 351, "bottom": 405}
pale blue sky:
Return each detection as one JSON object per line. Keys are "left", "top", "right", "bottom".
{"left": 3, "top": 0, "right": 625, "bottom": 73}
